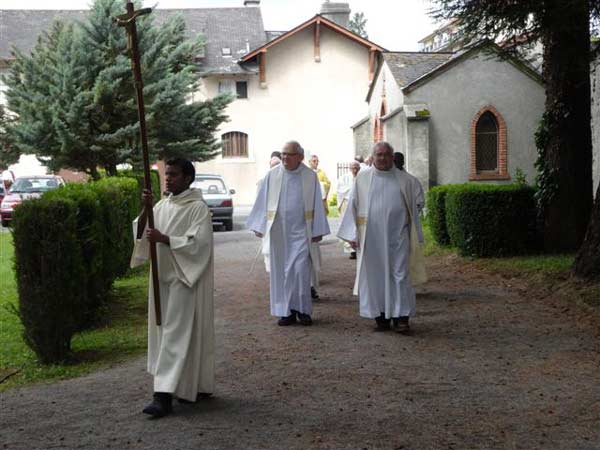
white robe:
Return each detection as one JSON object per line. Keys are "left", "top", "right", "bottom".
{"left": 247, "top": 163, "right": 330, "bottom": 317}
{"left": 337, "top": 172, "right": 355, "bottom": 254}
{"left": 337, "top": 167, "right": 423, "bottom": 319}
{"left": 131, "top": 188, "right": 215, "bottom": 401}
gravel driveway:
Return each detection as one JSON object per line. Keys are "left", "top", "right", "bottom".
{"left": 1, "top": 226, "right": 599, "bottom": 450}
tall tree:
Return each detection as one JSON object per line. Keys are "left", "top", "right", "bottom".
{"left": 3, "top": 0, "right": 231, "bottom": 178}
{"left": 348, "top": 12, "right": 368, "bottom": 39}
{"left": 0, "top": 105, "right": 19, "bottom": 169}
{"left": 430, "top": 1, "right": 599, "bottom": 275}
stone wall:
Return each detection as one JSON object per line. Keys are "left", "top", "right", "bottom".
{"left": 352, "top": 118, "right": 373, "bottom": 158}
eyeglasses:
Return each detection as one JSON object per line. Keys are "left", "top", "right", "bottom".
{"left": 281, "top": 152, "right": 301, "bottom": 157}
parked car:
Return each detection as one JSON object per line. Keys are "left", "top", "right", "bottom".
{"left": 191, "top": 174, "right": 235, "bottom": 231}
{"left": 0, "top": 175, "right": 65, "bottom": 227}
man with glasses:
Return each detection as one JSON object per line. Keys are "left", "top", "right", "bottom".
{"left": 247, "top": 141, "right": 330, "bottom": 326}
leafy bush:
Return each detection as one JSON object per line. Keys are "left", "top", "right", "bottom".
{"left": 12, "top": 198, "right": 86, "bottom": 363}
{"left": 426, "top": 185, "right": 455, "bottom": 246}
{"left": 117, "top": 169, "right": 161, "bottom": 203}
{"left": 329, "top": 193, "right": 338, "bottom": 207}
{"left": 12, "top": 176, "right": 142, "bottom": 363}
{"left": 445, "top": 184, "right": 538, "bottom": 257}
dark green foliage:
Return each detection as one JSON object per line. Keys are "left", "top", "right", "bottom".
{"left": 445, "top": 184, "right": 538, "bottom": 257}
{"left": 117, "top": 169, "right": 161, "bottom": 202}
{"left": 426, "top": 185, "right": 454, "bottom": 246}
{"left": 348, "top": 12, "right": 368, "bottom": 39}
{"left": 45, "top": 185, "right": 105, "bottom": 328}
{"left": 12, "top": 198, "right": 86, "bottom": 363}
{"left": 12, "top": 177, "right": 140, "bottom": 363}
{"left": 3, "top": 0, "right": 231, "bottom": 178}
{"left": 0, "top": 105, "right": 19, "bottom": 168}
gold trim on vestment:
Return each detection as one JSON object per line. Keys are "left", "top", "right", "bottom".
{"left": 304, "top": 210, "right": 314, "bottom": 220}
{"left": 356, "top": 216, "right": 367, "bottom": 226}
{"left": 267, "top": 210, "right": 276, "bottom": 221}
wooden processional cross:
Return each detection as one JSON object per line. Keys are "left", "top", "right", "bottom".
{"left": 116, "top": 1, "right": 162, "bottom": 326}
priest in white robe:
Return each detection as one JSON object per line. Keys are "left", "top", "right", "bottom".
{"left": 247, "top": 141, "right": 330, "bottom": 326}
{"left": 337, "top": 160, "right": 361, "bottom": 259}
{"left": 338, "top": 142, "right": 426, "bottom": 333}
{"left": 131, "top": 158, "right": 214, "bottom": 418}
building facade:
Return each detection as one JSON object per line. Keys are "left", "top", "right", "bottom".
{"left": 362, "top": 42, "right": 546, "bottom": 190}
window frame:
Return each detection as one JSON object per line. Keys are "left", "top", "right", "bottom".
{"left": 469, "top": 105, "right": 510, "bottom": 181}
{"left": 221, "top": 131, "right": 249, "bottom": 159}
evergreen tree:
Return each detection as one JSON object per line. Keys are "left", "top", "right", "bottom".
{"left": 3, "top": 0, "right": 231, "bottom": 178}
{"left": 348, "top": 12, "right": 368, "bottom": 39}
{"left": 430, "top": 0, "right": 600, "bottom": 279}
{"left": 0, "top": 105, "right": 19, "bottom": 169}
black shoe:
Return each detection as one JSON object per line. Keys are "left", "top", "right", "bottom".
{"left": 143, "top": 392, "right": 173, "bottom": 418}
{"left": 349, "top": 252, "right": 357, "bottom": 260}
{"left": 374, "top": 313, "right": 391, "bottom": 331}
{"left": 278, "top": 313, "right": 297, "bottom": 326}
{"left": 297, "top": 312, "right": 313, "bottom": 326}
{"left": 177, "top": 392, "right": 213, "bottom": 404}
{"left": 393, "top": 316, "right": 410, "bottom": 334}
{"left": 311, "top": 287, "right": 320, "bottom": 300}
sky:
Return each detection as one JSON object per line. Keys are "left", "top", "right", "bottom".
{"left": 0, "top": 0, "right": 440, "bottom": 51}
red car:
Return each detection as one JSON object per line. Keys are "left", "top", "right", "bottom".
{"left": 1, "top": 175, "right": 65, "bottom": 227}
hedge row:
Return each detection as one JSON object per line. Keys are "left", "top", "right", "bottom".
{"left": 12, "top": 176, "right": 143, "bottom": 364}
{"left": 426, "top": 183, "right": 538, "bottom": 257}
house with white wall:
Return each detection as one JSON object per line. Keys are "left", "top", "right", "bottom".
{"left": 356, "top": 41, "right": 546, "bottom": 190}
{"left": 0, "top": 2, "right": 383, "bottom": 203}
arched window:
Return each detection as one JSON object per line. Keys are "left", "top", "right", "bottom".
{"left": 222, "top": 131, "right": 248, "bottom": 158}
{"left": 475, "top": 111, "right": 498, "bottom": 171}
{"left": 470, "top": 106, "right": 509, "bottom": 180}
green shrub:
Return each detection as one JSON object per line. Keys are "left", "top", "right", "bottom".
{"left": 426, "top": 185, "right": 455, "bottom": 246}
{"left": 12, "top": 198, "right": 86, "bottom": 363}
{"left": 329, "top": 193, "right": 338, "bottom": 207}
{"left": 92, "top": 177, "right": 140, "bottom": 281}
{"left": 117, "top": 169, "right": 161, "bottom": 203}
{"left": 45, "top": 184, "right": 105, "bottom": 328}
{"left": 445, "top": 184, "right": 538, "bottom": 257}
{"left": 12, "top": 176, "right": 142, "bottom": 363}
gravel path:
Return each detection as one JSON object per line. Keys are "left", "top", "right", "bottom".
{"left": 1, "top": 228, "right": 599, "bottom": 450}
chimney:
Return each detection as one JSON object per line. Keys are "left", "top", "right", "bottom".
{"left": 244, "top": 0, "right": 260, "bottom": 6}
{"left": 320, "top": 1, "right": 351, "bottom": 28}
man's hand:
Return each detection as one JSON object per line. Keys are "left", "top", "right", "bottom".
{"left": 312, "top": 235, "right": 323, "bottom": 243}
{"left": 142, "top": 189, "right": 153, "bottom": 207}
{"left": 348, "top": 240, "right": 358, "bottom": 250}
{"left": 254, "top": 231, "right": 264, "bottom": 238}
{"left": 146, "top": 228, "right": 170, "bottom": 245}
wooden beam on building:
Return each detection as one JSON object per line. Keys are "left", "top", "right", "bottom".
{"left": 314, "top": 19, "right": 321, "bottom": 62}
{"left": 368, "top": 48, "right": 376, "bottom": 84}
{"left": 259, "top": 50, "right": 267, "bottom": 88}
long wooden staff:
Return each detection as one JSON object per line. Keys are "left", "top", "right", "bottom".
{"left": 116, "top": 1, "right": 162, "bottom": 326}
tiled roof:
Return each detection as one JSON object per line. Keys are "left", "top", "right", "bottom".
{"left": 383, "top": 52, "right": 454, "bottom": 88}
{"left": 0, "top": 7, "right": 267, "bottom": 75}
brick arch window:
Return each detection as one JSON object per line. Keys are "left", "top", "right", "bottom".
{"left": 470, "top": 106, "right": 509, "bottom": 180}
{"left": 373, "top": 101, "right": 387, "bottom": 143}
{"left": 222, "top": 131, "right": 248, "bottom": 158}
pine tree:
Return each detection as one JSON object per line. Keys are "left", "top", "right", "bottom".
{"left": 348, "top": 12, "right": 368, "bottom": 39}
{"left": 431, "top": 0, "right": 600, "bottom": 280}
{"left": 0, "top": 105, "right": 19, "bottom": 169}
{"left": 3, "top": 0, "right": 231, "bottom": 178}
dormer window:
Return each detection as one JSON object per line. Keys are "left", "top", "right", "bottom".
{"left": 222, "top": 47, "right": 232, "bottom": 57}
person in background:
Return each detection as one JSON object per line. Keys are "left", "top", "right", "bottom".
{"left": 337, "top": 160, "right": 361, "bottom": 259}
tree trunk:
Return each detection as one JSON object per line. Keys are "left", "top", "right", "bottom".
{"left": 105, "top": 164, "right": 118, "bottom": 177}
{"left": 574, "top": 183, "right": 600, "bottom": 279}
{"left": 540, "top": 1, "right": 593, "bottom": 252}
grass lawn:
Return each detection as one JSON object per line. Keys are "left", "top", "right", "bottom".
{"left": 0, "top": 233, "right": 149, "bottom": 390}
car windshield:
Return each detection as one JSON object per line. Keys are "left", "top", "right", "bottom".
{"left": 10, "top": 178, "right": 60, "bottom": 193}
{"left": 192, "top": 178, "right": 227, "bottom": 195}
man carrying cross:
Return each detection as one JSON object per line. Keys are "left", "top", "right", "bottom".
{"left": 131, "top": 158, "right": 215, "bottom": 418}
